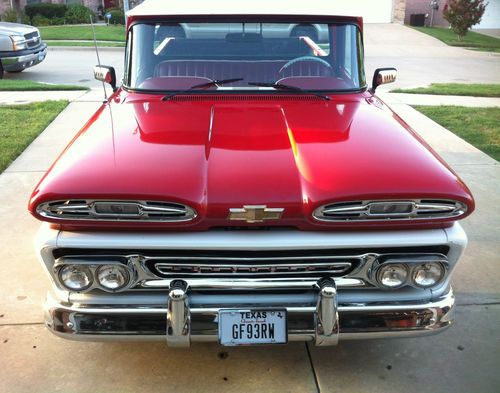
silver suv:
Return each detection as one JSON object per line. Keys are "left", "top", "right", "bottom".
{"left": 0, "top": 21, "right": 47, "bottom": 78}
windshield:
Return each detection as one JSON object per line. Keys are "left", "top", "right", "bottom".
{"left": 126, "top": 21, "right": 365, "bottom": 92}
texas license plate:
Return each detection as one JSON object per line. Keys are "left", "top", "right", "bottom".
{"left": 219, "top": 309, "right": 287, "bottom": 346}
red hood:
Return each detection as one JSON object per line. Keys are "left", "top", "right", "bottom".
{"left": 29, "top": 91, "right": 474, "bottom": 230}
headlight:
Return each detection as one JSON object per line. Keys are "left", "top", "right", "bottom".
{"left": 377, "top": 264, "right": 408, "bottom": 288}
{"left": 58, "top": 265, "right": 93, "bottom": 291}
{"left": 412, "top": 263, "right": 444, "bottom": 288}
{"left": 10, "top": 35, "right": 27, "bottom": 50}
{"left": 96, "top": 264, "right": 130, "bottom": 291}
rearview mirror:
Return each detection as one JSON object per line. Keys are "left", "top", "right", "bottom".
{"left": 94, "top": 65, "right": 117, "bottom": 92}
{"left": 371, "top": 68, "right": 397, "bottom": 92}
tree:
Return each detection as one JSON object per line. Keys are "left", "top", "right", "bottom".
{"left": 443, "top": 0, "right": 488, "bottom": 40}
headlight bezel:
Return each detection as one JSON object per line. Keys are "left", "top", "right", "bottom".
{"left": 54, "top": 260, "right": 136, "bottom": 293}
{"left": 371, "top": 256, "right": 448, "bottom": 290}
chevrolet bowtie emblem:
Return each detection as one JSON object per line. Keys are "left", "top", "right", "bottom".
{"left": 228, "top": 205, "right": 284, "bottom": 223}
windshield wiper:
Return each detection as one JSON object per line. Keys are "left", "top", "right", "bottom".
{"left": 247, "top": 82, "right": 331, "bottom": 101}
{"left": 162, "top": 78, "right": 244, "bottom": 101}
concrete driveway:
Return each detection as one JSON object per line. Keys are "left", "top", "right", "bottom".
{"left": 1, "top": 93, "right": 499, "bottom": 393}
{"left": 2, "top": 24, "right": 499, "bottom": 89}
{"left": 1, "top": 24, "right": 499, "bottom": 393}
{"left": 364, "top": 24, "right": 500, "bottom": 89}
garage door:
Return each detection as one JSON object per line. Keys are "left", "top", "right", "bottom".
{"left": 329, "top": 0, "right": 394, "bottom": 23}
{"left": 475, "top": 0, "right": 500, "bottom": 29}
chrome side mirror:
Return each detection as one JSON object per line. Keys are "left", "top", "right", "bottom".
{"left": 371, "top": 68, "right": 397, "bottom": 92}
{"left": 94, "top": 65, "right": 117, "bottom": 91}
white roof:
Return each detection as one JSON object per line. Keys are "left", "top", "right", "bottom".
{"left": 128, "top": 0, "right": 361, "bottom": 18}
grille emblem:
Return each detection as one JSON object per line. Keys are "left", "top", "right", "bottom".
{"left": 228, "top": 205, "right": 284, "bottom": 223}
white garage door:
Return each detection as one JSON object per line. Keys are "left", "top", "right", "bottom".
{"left": 329, "top": 0, "right": 394, "bottom": 23}
{"left": 475, "top": 0, "right": 500, "bottom": 29}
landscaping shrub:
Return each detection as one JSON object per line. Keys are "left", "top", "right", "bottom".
{"left": 107, "top": 9, "right": 125, "bottom": 25}
{"left": 32, "top": 15, "right": 51, "bottom": 27}
{"left": 1, "top": 9, "right": 18, "bottom": 22}
{"left": 1, "top": 9, "right": 29, "bottom": 24}
{"left": 65, "top": 4, "right": 95, "bottom": 24}
{"left": 25, "top": 3, "right": 67, "bottom": 20}
{"left": 49, "top": 17, "right": 66, "bottom": 26}
{"left": 443, "top": 0, "right": 487, "bottom": 40}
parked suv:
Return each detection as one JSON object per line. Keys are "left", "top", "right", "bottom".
{"left": 0, "top": 21, "right": 47, "bottom": 78}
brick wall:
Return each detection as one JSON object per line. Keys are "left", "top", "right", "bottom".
{"left": 405, "top": 0, "right": 450, "bottom": 27}
{"left": 393, "top": 0, "right": 406, "bottom": 23}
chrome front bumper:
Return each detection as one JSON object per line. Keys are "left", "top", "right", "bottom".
{"left": 2, "top": 45, "right": 47, "bottom": 71}
{"left": 44, "top": 284, "right": 455, "bottom": 347}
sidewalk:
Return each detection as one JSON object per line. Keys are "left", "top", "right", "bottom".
{"left": 0, "top": 88, "right": 109, "bottom": 105}
{"left": 378, "top": 91, "right": 500, "bottom": 107}
{"left": 0, "top": 95, "right": 499, "bottom": 392}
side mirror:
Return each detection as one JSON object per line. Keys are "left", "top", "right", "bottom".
{"left": 371, "top": 68, "right": 397, "bottom": 92}
{"left": 94, "top": 65, "right": 117, "bottom": 92}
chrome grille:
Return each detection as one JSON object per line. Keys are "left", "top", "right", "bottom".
{"left": 52, "top": 246, "right": 451, "bottom": 291}
{"left": 146, "top": 255, "right": 358, "bottom": 278}
{"left": 313, "top": 199, "right": 467, "bottom": 221}
{"left": 37, "top": 200, "right": 196, "bottom": 222}
{"left": 24, "top": 31, "right": 41, "bottom": 48}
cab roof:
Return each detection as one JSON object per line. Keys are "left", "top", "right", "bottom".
{"left": 127, "top": 0, "right": 362, "bottom": 18}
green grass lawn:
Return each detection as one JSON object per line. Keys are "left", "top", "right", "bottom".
{"left": 45, "top": 40, "right": 125, "bottom": 47}
{"left": 0, "top": 100, "right": 68, "bottom": 172}
{"left": 0, "top": 80, "right": 88, "bottom": 91}
{"left": 39, "top": 25, "right": 125, "bottom": 42}
{"left": 412, "top": 27, "right": 500, "bottom": 52}
{"left": 392, "top": 83, "right": 500, "bottom": 97}
{"left": 415, "top": 105, "right": 500, "bottom": 161}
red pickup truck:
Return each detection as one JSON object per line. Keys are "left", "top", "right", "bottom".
{"left": 29, "top": 1, "right": 473, "bottom": 347}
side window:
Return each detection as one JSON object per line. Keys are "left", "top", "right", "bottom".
{"left": 344, "top": 27, "right": 352, "bottom": 77}
{"left": 356, "top": 29, "right": 366, "bottom": 87}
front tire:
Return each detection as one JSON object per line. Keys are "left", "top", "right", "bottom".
{"left": 0, "top": 61, "right": 4, "bottom": 79}
{"left": 8, "top": 69, "right": 24, "bottom": 73}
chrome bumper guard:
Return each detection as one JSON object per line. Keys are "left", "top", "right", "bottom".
{"left": 44, "top": 279, "right": 455, "bottom": 347}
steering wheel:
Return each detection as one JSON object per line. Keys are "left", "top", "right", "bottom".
{"left": 278, "top": 56, "right": 333, "bottom": 76}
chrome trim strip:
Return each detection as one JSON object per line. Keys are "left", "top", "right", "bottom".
{"left": 313, "top": 199, "right": 467, "bottom": 222}
{"left": 140, "top": 277, "right": 367, "bottom": 289}
{"left": 36, "top": 199, "right": 197, "bottom": 222}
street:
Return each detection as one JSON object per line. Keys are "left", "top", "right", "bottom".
{"left": 2, "top": 24, "right": 500, "bottom": 89}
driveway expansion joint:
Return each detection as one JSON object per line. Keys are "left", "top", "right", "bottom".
{"left": 305, "top": 343, "right": 321, "bottom": 393}
{"left": 0, "top": 322, "right": 44, "bottom": 327}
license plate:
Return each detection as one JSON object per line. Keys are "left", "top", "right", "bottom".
{"left": 219, "top": 309, "right": 287, "bottom": 346}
